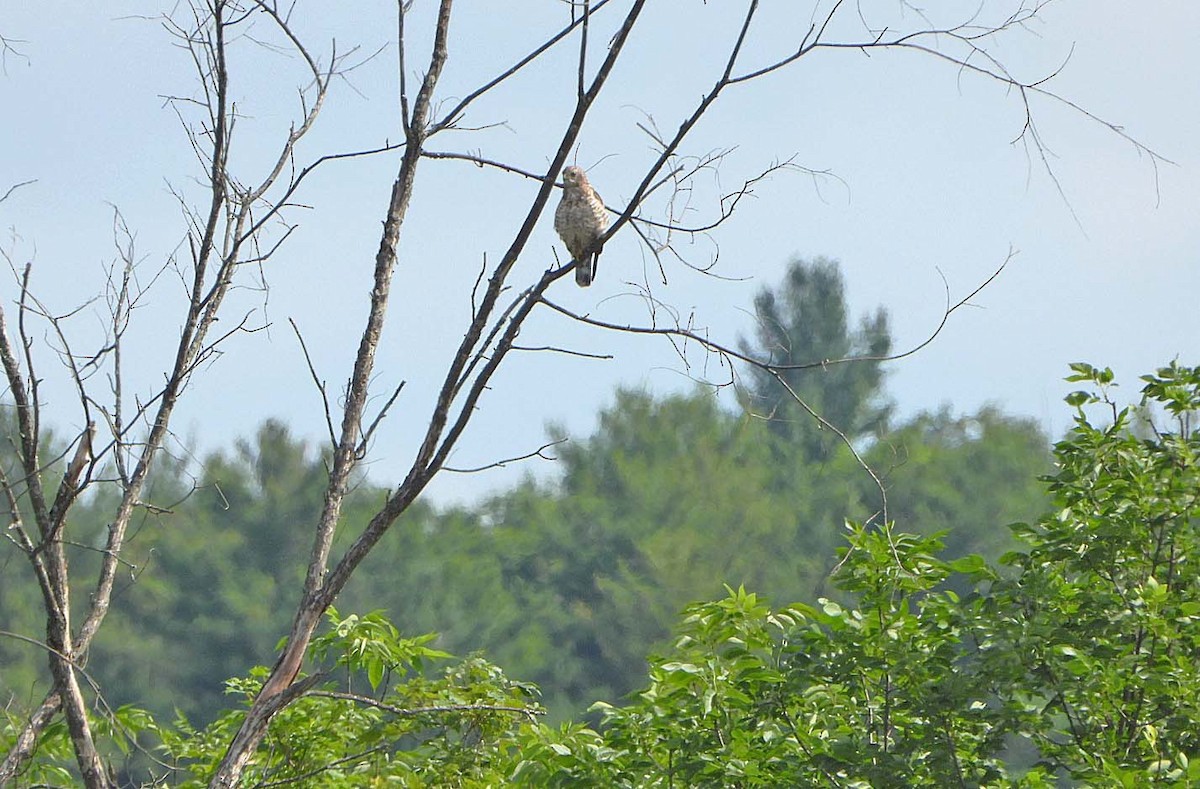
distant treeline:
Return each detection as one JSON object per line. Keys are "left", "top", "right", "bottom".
{"left": 0, "top": 258, "right": 1051, "bottom": 729}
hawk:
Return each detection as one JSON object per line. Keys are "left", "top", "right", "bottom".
{"left": 554, "top": 166, "right": 608, "bottom": 287}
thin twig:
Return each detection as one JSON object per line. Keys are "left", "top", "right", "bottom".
{"left": 287, "top": 318, "right": 336, "bottom": 451}
{"left": 0, "top": 180, "right": 35, "bottom": 205}
{"left": 308, "top": 690, "right": 544, "bottom": 724}
{"left": 443, "top": 438, "right": 567, "bottom": 473}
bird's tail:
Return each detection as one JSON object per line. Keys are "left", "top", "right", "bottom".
{"left": 575, "top": 252, "right": 598, "bottom": 287}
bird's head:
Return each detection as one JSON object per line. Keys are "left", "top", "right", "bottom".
{"left": 561, "top": 166, "right": 587, "bottom": 188}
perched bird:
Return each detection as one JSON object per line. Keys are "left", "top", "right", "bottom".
{"left": 554, "top": 165, "right": 609, "bottom": 287}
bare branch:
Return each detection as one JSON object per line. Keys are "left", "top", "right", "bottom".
{"left": 429, "top": 0, "right": 616, "bottom": 133}
{"left": 0, "top": 180, "right": 35, "bottom": 206}
{"left": 0, "top": 693, "right": 62, "bottom": 784}
{"left": 422, "top": 149, "right": 548, "bottom": 183}
{"left": 42, "top": 422, "right": 95, "bottom": 549}
{"left": 309, "top": 689, "right": 544, "bottom": 723}
{"left": 358, "top": 378, "right": 407, "bottom": 458}
{"left": 0, "top": 31, "right": 29, "bottom": 73}
{"left": 576, "top": 0, "right": 590, "bottom": 101}
{"left": 289, "top": 317, "right": 337, "bottom": 450}
{"left": 511, "top": 343, "right": 613, "bottom": 361}
{"left": 398, "top": 0, "right": 411, "bottom": 136}
{"left": 443, "top": 437, "right": 568, "bottom": 474}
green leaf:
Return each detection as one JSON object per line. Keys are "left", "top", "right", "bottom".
{"left": 367, "top": 657, "right": 384, "bottom": 690}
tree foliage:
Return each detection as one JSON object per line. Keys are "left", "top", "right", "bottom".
{"left": 984, "top": 361, "right": 1200, "bottom": 784}
{"left": 25, "top": 360, "right": 1184, "bottom": 787}
{"left": 869, "top": 405, "right": 1050, "bottom": 560}
{"left": 741, "top": 257, "right": 893, "bottom": 460}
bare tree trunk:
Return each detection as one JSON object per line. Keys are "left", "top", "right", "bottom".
{"left": 209, "top": 0, "right": 664, "bottom": 782}
{"left": 207, "top": 1, "right": 456, "bottom": 781}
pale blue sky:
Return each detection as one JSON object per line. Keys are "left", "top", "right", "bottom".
{"left": 1, "top": 2, "right": 1197, "bottom": 504}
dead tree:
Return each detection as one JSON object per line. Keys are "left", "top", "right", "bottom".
{"left": 0, "top": 1, "right": 338, "bottom": 783}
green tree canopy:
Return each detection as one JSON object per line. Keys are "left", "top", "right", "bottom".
{"left": 113, "top": 361, "right": 1200, "bottom": 788}
{"left": 741, "top": 256, "right": 893, "bottom": 461}
{"left": 867, "top": 405, "right": 1050, "bottom": 558}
